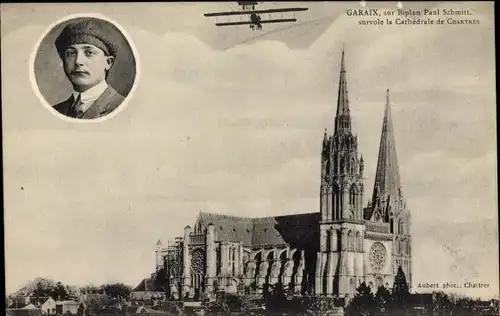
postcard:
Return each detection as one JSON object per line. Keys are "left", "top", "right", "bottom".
{"left": 2, "top": 2, "right": 498, "bottom": 315}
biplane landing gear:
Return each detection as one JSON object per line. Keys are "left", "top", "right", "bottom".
{"left": 249, "top": 24, "right": 261, "bottom": 31}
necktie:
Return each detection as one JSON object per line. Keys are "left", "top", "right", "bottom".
{"left": 72, "top": 94, "right": 84, "bottom": 117}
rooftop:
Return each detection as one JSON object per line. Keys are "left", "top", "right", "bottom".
{"left": 195, "top": 211, "right": 320, "bottom": 249}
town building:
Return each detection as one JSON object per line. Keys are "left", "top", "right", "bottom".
{"left": 5, "top": 309, "right": 44, "bottom": 316}
{"left": 147, "top": 51, "right": 413, "bottom": 301}
{"left": 40, "top": 297, "right": 57, "bottom": 315}
{"left": 55, "top": 300, "right": 81, "bottom": 315}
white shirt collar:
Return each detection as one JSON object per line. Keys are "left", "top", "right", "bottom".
{"left": 72, "top": 80, "right": 108, "bottom": 105}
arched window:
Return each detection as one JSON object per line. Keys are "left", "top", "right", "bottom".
{"left": 216, "top": 247, "right": 222, "bottom": 275}
{"left": 355, "top": 231, "right": 362, "bottom": 252}
{"left": 326, "top": 229, "right": 332, "bottom": 251}
{"left": 328, "top": 228, "right": 336, "bottom": 252}
{"left": 349, "top": 185, "right": 358, "bottom": 217}
{"left": 231, "top": 248, "right": 236, "bottom": 276}
{"left": 398, "top": 219, "right": 404, "bottom": 235}
{"left": 350, "top": 158, "right": 356, "bottom": 174}
{"left": 322, "top": 189, "right": 328, "bottom": 220}
{"left": 348, "top": 230, "right": 354, "bottom": 251}
{"left": 332, "top": 184, "right": 339, "bottom": 220}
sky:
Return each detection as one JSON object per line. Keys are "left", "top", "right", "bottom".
{"left": 2, "top": 2, "right": 498, "bottom": 299}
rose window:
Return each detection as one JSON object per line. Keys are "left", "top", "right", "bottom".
{"left": 369, "top": 242, "right": 387, "bottom": 273}
{"left": 191, "top": 249, "right": 205, "bottom": 274}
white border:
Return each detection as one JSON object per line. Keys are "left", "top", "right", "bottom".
{"left": 29, "top": 12, "right": 141, "bottom": 124}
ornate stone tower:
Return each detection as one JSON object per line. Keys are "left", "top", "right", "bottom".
{"left": 156, "top": 239, "right": 164, "bottom": 271}
{"left": 316, "top": 50, "right": 365, "bottom": 297}
{"left": 205, "top": 223, "right": 216, "bottom": 296}
{"left": 182, "top": 225, "right": 192, "bottom": 296}
{"left": 370, "top": 89, "right": 412, "bottom": 289}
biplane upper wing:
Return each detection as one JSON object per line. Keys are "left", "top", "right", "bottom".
{"left": 237, "top": 1, "right": 258, "bottom": 5}
{"left": 215, "top": 18, "right": 297, "bottom": 27}
{"left": 204, "top": 7, "right": 308, "bottom": 17}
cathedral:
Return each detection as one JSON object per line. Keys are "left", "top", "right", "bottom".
{"left": 151, "top": 51, "right": 413, "bottom": 301}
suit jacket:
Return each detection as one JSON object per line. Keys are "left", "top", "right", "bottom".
{"left": 53, "top": 86, "right": 125, "bottom": 119}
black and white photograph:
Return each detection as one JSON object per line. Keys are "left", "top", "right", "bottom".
{"left": 31, "top": 14, "right": 137, "bottom": 121}
{"left": 2, "top": 2, "right": 498, "bottom": 316}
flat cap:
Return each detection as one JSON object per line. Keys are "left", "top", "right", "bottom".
{"left": 55, "top": 17, "right": 120, "bottom": 59}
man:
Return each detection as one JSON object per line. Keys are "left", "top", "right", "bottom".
{"left": 53, "top": 18, "right": 125, "bottom": 119}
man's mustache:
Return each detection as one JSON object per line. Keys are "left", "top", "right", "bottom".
{"left": 71, "top": 69, "right": 90, "bottom": 75}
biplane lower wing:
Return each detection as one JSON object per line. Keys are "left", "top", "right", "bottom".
{"left": 215, "top": 18, "right": 297, "bottom": 26}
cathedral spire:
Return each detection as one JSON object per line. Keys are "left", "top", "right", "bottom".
{"left": 372, "top": 89, "right": 402, "bottom": 206}
{"left": 334, "top": 49, "right": 351, "bottom": 134}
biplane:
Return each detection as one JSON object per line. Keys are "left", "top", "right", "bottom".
{"left": 204, "top": 1, "right": 309, "bottom": 31}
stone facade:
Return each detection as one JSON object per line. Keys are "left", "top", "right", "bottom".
{"left": 154, "top": 51, "right": 413, "bottom": 301}
{"left": 158, "top": 212, "right": 319, "bottom": 300}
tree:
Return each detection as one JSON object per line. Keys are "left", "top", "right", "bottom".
{"left": 153, "top": 268, "right": 167, "bottom": 292}
{"left": 492, "top": 299, "right": 499, "bottom": 314}
{"left": 346, "top": 282, "right": 376, "bottom": 316}
{"left": 101, "top": 283, "right": 132, "bottom": 300}
{"left": 374, "top": 285, "right": 392, "bottom": 310}
{"left": 51, "top": 282, "right": 69, "bottom": 301}
{"left": 432, "top": 291, "right": 453, "bottom": 316}
{"left": 263, "top": 283, "right": 287, "bottom": 311}
{"left": 77, "top": 303, "right": 86, "bottom": 316}
{"left": 15, "top": 278, "right": 56, "bottom": 297}
{"left": 80, "top": 284, "right": 102, "bottom": 294}
{"left": 65, "top": 285, "right": 81, "bottom": 299}
{"left": 33, "top": 280, "right": 55, "bottom": 298}
{"left": 392, "top": 266, "right": 410, "bottom": 309}
{"left": 83, "top": 293, "right": 110, "bottom": 312}
{"left": 262, "top": 282, "right": 303, "bottom": 313}
{"left": 224, "top": 294, "right": 253, "bottom": 312}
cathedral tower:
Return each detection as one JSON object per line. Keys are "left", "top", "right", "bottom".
{"left": 370, "top": 89, "right": 412, "bottom": 289}
{"left": 156, "top": 239, "right": 164, "bottom": 271}
{"left": 316, "top": 50, "right": 365, "bottom": 297}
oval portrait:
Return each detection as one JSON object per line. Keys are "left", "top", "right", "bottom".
{"left": 31, "top": 13, "right": 138, "bottom": 122}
